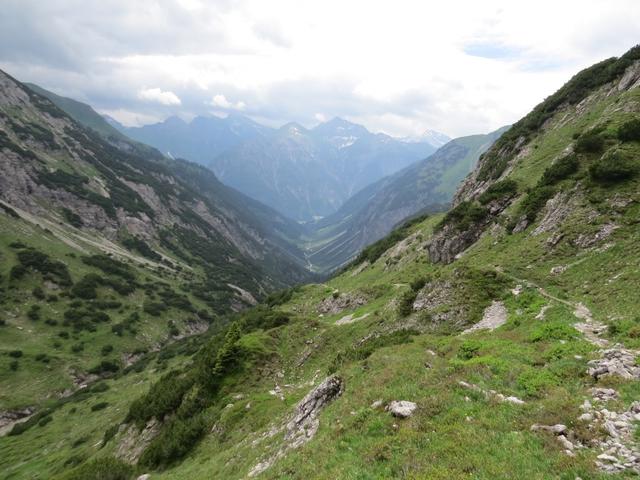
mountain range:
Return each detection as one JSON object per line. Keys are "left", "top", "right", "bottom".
{"left": 25, "top": 85, "right": 498, "bottom": 272}
{"left": 112, "top": 114, "right": 447, "bottom": 221}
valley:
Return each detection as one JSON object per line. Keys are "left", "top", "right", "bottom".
{"left": 0, "top": 18, "right": 639, "bottom": 480}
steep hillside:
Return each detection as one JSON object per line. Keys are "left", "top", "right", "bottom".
{"left": 0, "top": 69, "right": 312, "bottom": 426}
{"left": 24, "top": 83, "right": 128, "bottom": 141}
{"left": 209, "top": 118, "right": 436, "bottom": 221}
{"left": 2, "top": 47, "right": 640, "bottom": 480}
{"left": 304, "top": 127, "right": 507, "bottom": 272}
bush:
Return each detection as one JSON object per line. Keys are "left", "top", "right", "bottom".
{"left": 89, "top": 360, "right": 120, "bottom": 375}
{"left": 437, "top": 201, "right": 487, "bottom": 232}
{"left": 91, "top": 402, "right": 109, "bottom": 411}
{"left": 61, "top": 208, "right": 83, "bottom": 228}
{"left": 539, "top": 154, "right": 579, "bottom": 185}
{"left": 122, "top": 236, "right": 161, "bottom": 261}
{"left": 8, "top": 350, "right": 23, "bottom": 358}
{"left": 575, "top": 131, "right": 605, "bottom": 153}
{"left": 11, "top": 248, "right": 72, "bottom": 286}
{"left": 32, "top": 286, "right": 45, "bottom": 300}
{"left": 520, "top": 185, "right": 556, "bottom": 222}
{"left": 54, "top": 457, "right": 133, "bottom": 480}
{"left": 143, "top": 301, "right": 167, "bottom": 316}
{"left": 9, "top": 408, "right": 53, "bottom": 435}
{"left": 617, "top": 118, "right": 640, "bottom": 142}
{"left": 458, "top": 339, "right": 483, "bottom": 360}
{"left": 27, "top": 305, "right": 41, "bottom": 321}
{"left": 101, "top": 345, "right": 114, "bottom": 356}
{"left": 589, "top": 150, "right": 640, "bottom": 182}
{"left": 139, "top": 414, "right": 207, "bottom": 468}
{"left": 397, "top": 290, "right": 417, "bottom": 317}
{"left": 9, "top": 360, "right": 18, "bottom": 371}
{"left": 478, "top": 179, "right": 518, "bottom": 204}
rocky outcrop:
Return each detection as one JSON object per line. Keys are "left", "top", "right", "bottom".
{"left": 386, "top": 400, "right": 417, "bottom": 418}
{"left": 115, "top": 418, "right": 161, "bottom": 464}
{"left": 285, "top": 375, "right": 343, "bottom": 447}
{"left": 0, "top": 407, "right": 35, "bottom": 436}
{"left": 317, "top": 292, "right": 368, "bottom": 315}
{"left": 462, "top": 301, "right": 507, "bottom": 334}
{"left": 249, "top": 375, "right": 343, "bottom": 477}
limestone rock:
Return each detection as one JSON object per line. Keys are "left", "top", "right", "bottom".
{"left": 387, "top": 400, "right": 417, "bottom": 418}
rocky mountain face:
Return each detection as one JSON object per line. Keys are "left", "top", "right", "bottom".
{"left": 0, "top": 69, "right": 312, "bottom": 302}
{"left": 210, "top": 117, "right": 438, "bottom": 221}
{"left": 304, "top": 127, "right": 507, "bottom": 271}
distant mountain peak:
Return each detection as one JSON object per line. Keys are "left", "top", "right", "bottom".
{"left": 280, "top": 122, "right": 307, "bottom": 135}
{"left": 401, "top": 129, "right": 451, "bottom": 148}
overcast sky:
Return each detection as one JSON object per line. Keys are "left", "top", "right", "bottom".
{"left": 1, "top": 0, "right": 638, "bottom": 137}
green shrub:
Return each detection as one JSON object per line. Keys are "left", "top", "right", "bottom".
{"left": 397, "top": 290, "right": 417, "bottom": 317}
{"left": 143, "top": 301, "right": 167, "bottom": 316}
{"left": 530, "top": 321, "right": 577, "bottom": 342}
{"left": 520, "top": 185, "right": 556, "bottom": 223}
{"left": 53, "top": 456, "right": 133, "bottom": 480}
{"left": 437, "top": 201, "right": 487, "bottom": 232}
{"left": 9, "top": 408, "right": 53, "bottom": 435}
{"left": 11, "top": 248, "right": 72, "bottom": 286}
{"left": 617, "top": 118, "right": 640, "bottom": 142}
{"left": 27, "top": 305, "right": 41, "bottom": 321}
{"left": 458, "top": 339, "right": 483, "bottom": 360}
{"left": 88, "top": 360, "right": 120, "bottom": 375}
{"left": 32, "top": 286, "right": 45, "bottom": 300}
{"left": 81, "top": 255, "right": 134, "bottom": 280}
{"left": 575, "top": 131, "right": 605, "bottom": 153}
{"left": 517, "top": 368, "right": 557, "bottom": 398}
{"left": 122, "top": 236, "right": 161, "bottom": 261}
{"left": 61, "top": 208, "right": 83, "bottom": 228}
{"left": 9, "top": 360, "right": 18, "bottom": 371}
{"left": 478, "top": 179, "right": 518, "bottom": 204}
{"left": 8, "top": 350, "right": 23, "bottom": 358}
{"left": 410, "top": 277, "right": 427, "bottom": 292}
{"left": 101, "top": 345, "right": 114, "bottom": 356}
{"left": 91, "top": 402, "right": 109, "bottom": 411}
{"left": 539, "top": 154, "right": 579, "bottom": 185}
{"left": 138, "top": 414, "right": 207, "bottom": 468}
{"left": 589, "top": 150, "right": 640, "bottom": 182}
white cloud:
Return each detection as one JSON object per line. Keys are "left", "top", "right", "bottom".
{"left": 209, "top": 94, "right": 246, "bottom": 110}
{"left": 138, "top": 87, "right": 182, "bottom": 106}
{"left": 1, "top": 0, "right": 638, "bottom": 136}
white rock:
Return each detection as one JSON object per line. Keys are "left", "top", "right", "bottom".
{"left": 387, "top": 400, "right": 417, "bottom": 418}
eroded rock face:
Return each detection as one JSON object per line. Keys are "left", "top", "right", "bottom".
{"left": 0, "top": 407, "right": 35, "bottom": 436}
{"left": 115, "top": 418, "right": 161, "bottom": 464}
{"left": 317, "top": 292, "right": 368, "bottom": 315}
{"left": 249, "top": 375, "right": 343, "bottom": 477}
{"left": 426, "top": 225, "right": 482, "bottom": 264}
{"left": 285, "top": 375, "right": 343, "bottom": 447}
{"left": 462, "top": 301, "right": 507, "bottom": 334}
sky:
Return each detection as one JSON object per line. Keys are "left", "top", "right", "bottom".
{"left": 0, "top": 0, "right": 638, "bottom": 138}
